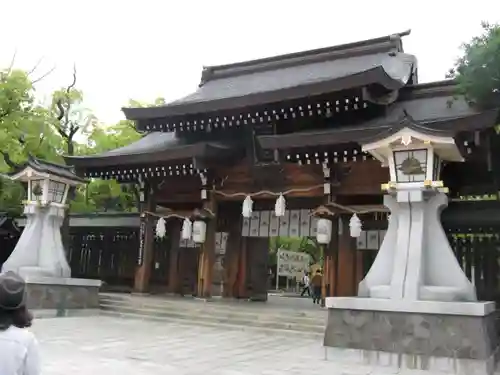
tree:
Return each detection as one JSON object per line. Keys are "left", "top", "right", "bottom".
{"left": 448, "top": 22, "right": 500, "bottom": 108}
{"left": 0, "top": 62, "right": 145, "bottom": 216}
{"left": 0, "top": 63, "right": 62, "bottom": 216}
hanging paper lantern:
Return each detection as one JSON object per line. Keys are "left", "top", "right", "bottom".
{"left": 242, "top": 195, "right": 253, "bottom": 218}
{"left": 349, "top": 214, "right": 362, "bottom": 238}
{"left": 316, "top": 218, "right": 332, "bottom": 244}
{"left": 155, "top": 217, "right": 167, "bottom": 238}
{"left": 181, "top": 218, "right": 192, "bottom": 240}
{"left": 192, "top": 220, "right": 207, "bottom": 244}
{"left": 275, "top": 194, "right": 286, "bottom": 217}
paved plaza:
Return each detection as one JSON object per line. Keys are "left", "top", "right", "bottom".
{"left": 31, "top": 315, "right": 398, "bottom": 375}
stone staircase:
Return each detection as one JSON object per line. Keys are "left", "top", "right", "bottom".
{"left": 99, "top": 293, "right": 326, "bottom": 338}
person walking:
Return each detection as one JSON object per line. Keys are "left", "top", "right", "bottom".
{"left": 300, "top": 272, "right": 311, "bottom": 297}
{"left": 311, "top": 269, "right": 323, "bottom": 305}
{"left": 0, "top": 271, "right": 40, "bottom": 375}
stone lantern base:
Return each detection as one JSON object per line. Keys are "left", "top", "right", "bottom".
{"left": 323, "top": 297, "right": 498, "bottom": 375}
{"left": 23, "top": 276, "right": 101, "bottom": 316}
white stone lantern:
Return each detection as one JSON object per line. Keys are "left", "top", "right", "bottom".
{"left": 2, "top": 156, "right": 87, "bottom": 278}
{"left": 358, "top": 127, "right": 476, "bottom": 302}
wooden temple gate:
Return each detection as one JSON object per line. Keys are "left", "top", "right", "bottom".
{"left": 63, "top": 31, "right": 500, "bottom": 301}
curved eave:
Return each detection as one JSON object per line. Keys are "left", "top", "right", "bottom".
{"left": 257, "top": 110, "right": 498, "bottom": 151}
{"left": 6, "top": 156, "right": 87, "bottom": 184}
{"left": 122, "top": 66, "right": 413, "bottom": 121}
{"left": 64, "top": 142, "right": 235, "bottom": 169}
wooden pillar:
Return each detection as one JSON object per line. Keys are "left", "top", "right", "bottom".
{"left": 222, "top": 211, "right": 242, "bottom": 298}
{"left": 336, "top": 214, "right": 358, "bottom": 296}
{"left": 133, "top": 181, "right": 156, "bottom": 293}
{"left": 196, "top": 172, "right": 217, "bottom": 298}
{"left": 325, "top": 217, "right": 339, "bottom": 297}
{"left": 167, "top": 220, "right": 181, "bottom": 294}
{"left": 320, "top": 161, "right": 331, "bottom": 305}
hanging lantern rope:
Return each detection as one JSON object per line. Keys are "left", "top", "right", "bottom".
{"left": 143, "top": 210, "right": 215, "bottom": 240}
{"left": 144, "top": 185, "right": 391, "bottom": 239}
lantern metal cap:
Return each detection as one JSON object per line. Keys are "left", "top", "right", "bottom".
{"left": 6, "top": 155, "right": 87, "bottom": 185}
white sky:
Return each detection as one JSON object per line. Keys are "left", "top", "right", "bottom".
{"left": 2, "top": 0, "right": 500, "bottom": 124}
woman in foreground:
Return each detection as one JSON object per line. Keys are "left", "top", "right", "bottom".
{"left": 0, "top": 271, "right": 40, "bottom": 375}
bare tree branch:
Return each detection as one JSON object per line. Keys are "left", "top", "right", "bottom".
{"left": 6, "top": 50, "right": 17, "bottom": 76}
{"left": 27, "top": 56, "right": 44, "bottom": 76}
{"left": 66, "top": 64, "right": 77, "bottom": 95}
{"left": 32, "top": 65, "right": 56, "bottom": 85}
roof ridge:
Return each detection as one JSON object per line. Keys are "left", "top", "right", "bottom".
{"left": 28, "top": 155, "right": 73, "bottom": 170}
{"left": 400, "top": 80, "right": 457, "bottom": 100}
{"left": 200, "top": 30, "right": 411, "bottom": 85}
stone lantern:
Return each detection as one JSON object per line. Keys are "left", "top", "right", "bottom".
{"left": 358, "top": 127, "right": 476, "bottom": 302}
{"left": 2, "top": 156, "right": 87, "bottom": 278}
{"left": 323, "top": 125, "right": 497, "bottom": 375}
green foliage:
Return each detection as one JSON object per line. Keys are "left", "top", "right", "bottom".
{"left": 448, "top": 22, "right": 500, "bottom": 108}
{"left": 0, "top": 69, "right": 60, "bottom": 170}
{"left": 0, "top": 179, "right": 25, "bottom": 216}
{"left": 0, "top": 66, "right": 144, "bottom": 215}
{"left": 268, "top": 236, "right": 321, "bottom": 265}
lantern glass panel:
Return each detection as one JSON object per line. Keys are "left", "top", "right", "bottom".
{"left": 48, "top": 181, "right": 66, "bottom": 203}
{"left": 393, "top": 149, "right": 427, "bottom": 182}
{"left": 30, "top": 180, "right": 44, "bottom": 200}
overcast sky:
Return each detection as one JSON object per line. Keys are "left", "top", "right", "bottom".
{"left": 2, "top": 1, "right": 500, "bottom": 124}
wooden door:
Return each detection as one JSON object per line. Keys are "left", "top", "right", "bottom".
{"left": 245, "top": 237, "right": 269, "bottom": 301}
{"left": 177, "top": 247, "right": 199, "bottom": 296}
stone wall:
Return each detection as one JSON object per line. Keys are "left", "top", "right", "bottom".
{"left": 25, "top": 278, "right": 101, "bottom": 310}
{"left": 324, "top": 307, "right": 498, "bottom": 361}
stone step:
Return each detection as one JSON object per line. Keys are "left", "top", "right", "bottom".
{"left": 99, "top": 293, "right": 326, "bottom": 338}
{"left": 99, "top": 303, "right": 325, "bottom": 332}
{"left": 98, "top": 310, "right": 324, "bottom": 339}
{"left": 99, "top": 293, "right": 326, "bottom": 319}
{"left": 99, "top": 297, "right": 326, "bottom": 326}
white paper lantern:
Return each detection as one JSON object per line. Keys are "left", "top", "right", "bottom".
{"left": 275, "top": 194, "right": 286, "bottom": 217}
{"left": 349, "top": 214, "right": 362, "bottom": 238}
{"left": 156, "top": 217, "right": 167, "bottom": 238}
{"left": 242, "top": 195, "right": 253, "bottom": 218}
{"left": 181, "top": 218, "right": 192, "bottom": 240}
{"left": 192, "top": 220, "right": 207, "bottom": 244}
{"left": 316, "top": 218, "right": 332, "bottom": 244}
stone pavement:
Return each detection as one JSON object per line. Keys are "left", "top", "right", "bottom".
{"left": 31, "top": 316, "right": 437, "bottom": 375}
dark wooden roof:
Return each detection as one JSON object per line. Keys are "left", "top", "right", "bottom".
{"left": 257, "top": 81, "right": 499, "bottom": 150}
{"left": 123, "top": 31, "right": 415, "bottom": 121}
{"left": 64, "top": 132, "right": 237, "bottom": 168}
{"left": 8, "top": 155, "right": 87, "bottom": 183}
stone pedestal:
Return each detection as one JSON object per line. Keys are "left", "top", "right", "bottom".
{"left": 358, "top": 193, "right": 476, "bottom": 302}
{"left": 2, "top": 203, "right": 71, "bottom": 278}
{"left": 324, "top": 297, "right": 498, "bottom": 374}
{"left": 24, "top": 277, "right": 101, "bottom": 314}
